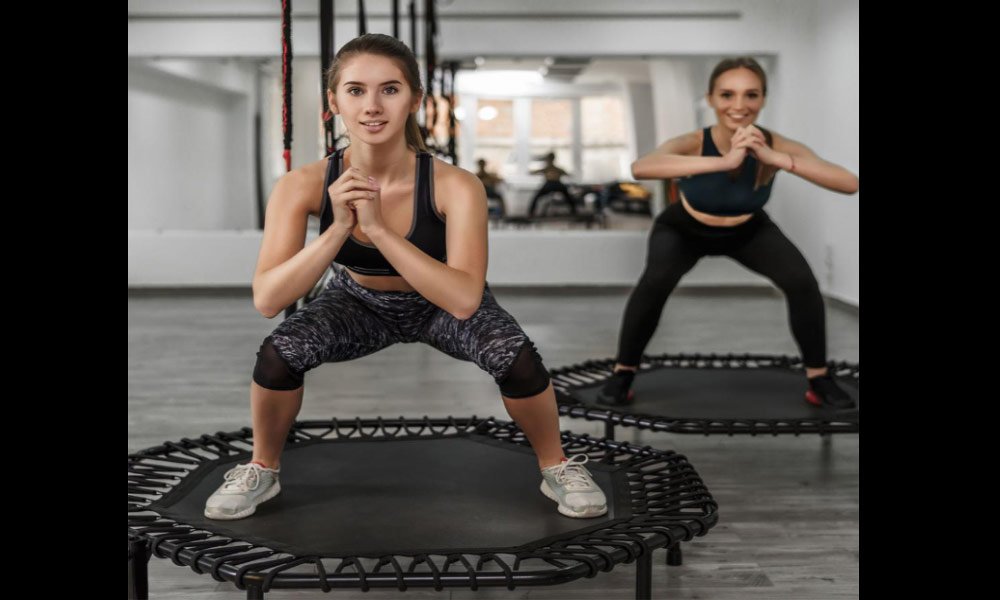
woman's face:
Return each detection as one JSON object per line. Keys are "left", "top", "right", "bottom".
{"left": 707, "top": 67, "right": 766, "bottom": 130}
{"left": 328, "top": 53, "right": 420, "bottom": 145}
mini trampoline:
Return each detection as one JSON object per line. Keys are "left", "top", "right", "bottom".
{"left": 128, "top": 416, "right": 718, "bottom": 599}
{"left": 551, "top": 353, "right": 860, "bottom": 439}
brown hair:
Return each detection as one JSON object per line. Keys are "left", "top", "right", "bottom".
{"left": 326, "top": 33, "right": 427, "bottom": 152}
{"left": 708, "top": 56, "right": 768, "bottom": 96}
{"left": 708, "top": 57, "right": 776, "bottom": 190}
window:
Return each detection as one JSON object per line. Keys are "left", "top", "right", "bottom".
{"left": 475, "top": 98, "right": 515, "bottom": 177}
{"left": 581, "top": 96, "right": 629, "bottom": 182}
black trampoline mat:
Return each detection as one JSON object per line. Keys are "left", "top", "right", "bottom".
{"left": 569, "top": 366, "right": 859, "bottom": 419}
{"left": 148, "top": 435, "right": 623, "bottom": 558}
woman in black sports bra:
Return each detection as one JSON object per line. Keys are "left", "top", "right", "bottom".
{"left": 598, "top": 57, "right": 859, "bottom": 411}
{"left": 203, "top": 34, "right": 607, "bottom": 522}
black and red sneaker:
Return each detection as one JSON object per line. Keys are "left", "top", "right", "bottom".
{"left": 805, "top": 373, "right": 856, "bottom": 411}
{"left": 596, "top": 370, "right": 636, "bottom": 406}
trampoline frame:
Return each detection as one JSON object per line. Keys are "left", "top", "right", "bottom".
{"left": 551, "top": 352, "right": 860, "bottom": 439}
{"left": 129, "top": 416, "right": 718, "bottom": 599}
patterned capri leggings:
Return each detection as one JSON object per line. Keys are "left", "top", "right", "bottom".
{"left": 252, "top": 267, "right": 551, "bottom": 398}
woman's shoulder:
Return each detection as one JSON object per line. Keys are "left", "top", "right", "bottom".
{"left": 430, "top": 155, "right": 479, "bottom": 186}
{"left": 285, "top": 157, "right": 330, "bottom": 217}
{"left": 429, "top": 155, "right": 487, "bottom": 215}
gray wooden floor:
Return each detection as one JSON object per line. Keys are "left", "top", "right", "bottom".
{"left": 129, "top": 285, "right": 859, "bottom": 599}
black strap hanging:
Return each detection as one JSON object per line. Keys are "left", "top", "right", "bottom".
{"left": 280, "top": 0, "right": 293, "bottom": 172}
{"left": 358, "top": 0, "right": 367, "bottom": 35}
{"left": 319, "top": 0, "right": 336, "bottom": 156}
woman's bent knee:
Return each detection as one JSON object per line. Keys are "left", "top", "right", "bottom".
{"left": 252, "top": 336, "right": 304, "bottom": 391}
{"left": 497, "top": 340, "right": 551, "bottom": 399}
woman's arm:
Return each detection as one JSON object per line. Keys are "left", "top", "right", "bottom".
{"left": 760, "top": 131, "right": 859, "bottom": 194}
{"left": 632, "top": 131, "right": 732, "bottom": 179}
{"left": 358, "top": 167, "right": 488, "bottom": 320}
{"left": 252, "top": 169, "right": 353, "bottom": 318}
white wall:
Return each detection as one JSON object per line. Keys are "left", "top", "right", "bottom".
{"left": 812, "top": 0, "right": 860, "bottom": 305}
{"left": 622, "top": 82, "right": 656, "bottom": 160}
{"left": 128, "top": 0, "right": 859, "bottom": 304}
{"left": 128, "top": 59, "right": 257, "bottom": 230}
{"left": 127, "top": 1, "right": 818, "bottom": 59}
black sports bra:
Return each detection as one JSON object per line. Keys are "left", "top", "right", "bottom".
{"left": 675, "top": 126, "right": 777, "bottom": 216}
{"left": 319, "top": 147, "right": 447, "bottom": 276}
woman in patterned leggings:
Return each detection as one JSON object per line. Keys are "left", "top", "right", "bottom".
{"left": 203, "top": 34, "right": 607, "bottom": 522}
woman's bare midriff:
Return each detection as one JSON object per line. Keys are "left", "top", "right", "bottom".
{"left": 347, "top": 269, "right": 417, "bottom": 292}
{"left": 679, "top": 193, "right": 754, "bottom": 227}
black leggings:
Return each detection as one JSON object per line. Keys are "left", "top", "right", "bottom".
{"left": 615, "top": 201, "right": 827, "bottom": 368}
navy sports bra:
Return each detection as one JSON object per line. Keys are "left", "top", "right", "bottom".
{"left": 675, "top": 126, "right": 777, "bottom": 216}
{"left": 318, "top": 147, "right": 447, "bottom": 276}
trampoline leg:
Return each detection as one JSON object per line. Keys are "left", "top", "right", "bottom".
{"left": 605, "top": 420, "right": 616, "bottom": 441}
{"left": 666, "top": 542, "right": 683, "bottom": 566}
{"left": 246, "top": 580, "right": 265, "bottom": 600}
{"left": 635, "top": 550, "right": 652, "bottom": 600}
{"left": 128, "top": 536, "right": 150, "bottom": 600}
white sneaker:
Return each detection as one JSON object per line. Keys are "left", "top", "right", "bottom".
{"left": 204, "top": 462, "right": 281, "bottom": 520}
{"left": 540, "top": 454, "right": 608, "bottom": 518}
